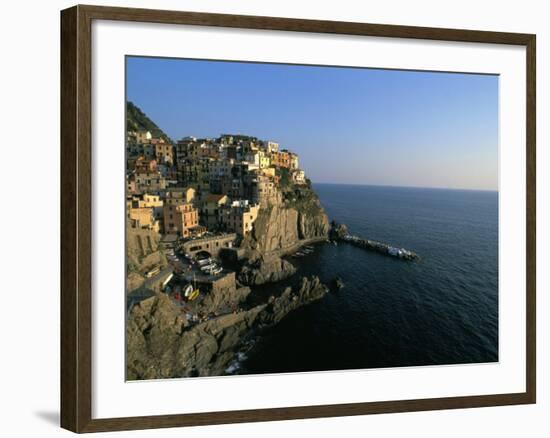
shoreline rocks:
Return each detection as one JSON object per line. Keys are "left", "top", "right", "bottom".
{"left": 127, "top": 181, "right": 333, "bottom": 380}
{"left": 329, "top": 220, "right": 348, "bottom": 240}
{"left": 238, "top": 255, "right": 297, "bottom": 286}
{"left": 256, "top": 276, "right": 328, "bottom": 328}
{"left": 126, "top": 276, "right": 328, "bottom": 380}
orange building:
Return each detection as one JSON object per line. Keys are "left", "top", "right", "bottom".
{"left": 134, "top": 157, "right": 158, "bottom": 173}
{"left": 271, "top": 150, "right": 291, "bottom": 168}
{"left": 164, "top": 203, "right": 199, "bottom": 237}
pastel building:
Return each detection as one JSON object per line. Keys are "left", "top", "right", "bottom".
{"left": 292, "top": 169, "right": 306, "bottom": 184}
{"left": 134, "top": 172, "right": 167, "bottom": 193}
{"left": 164, "top": 202, "right": 200, "bottom": 237}
{"left": 127, "top": 205, "right": 159, "bottom": 232}
{"left": 221, "top": 200, "right": 260, "bottom": 236}
{"left": 154, "top": 141, "right": 174, "bottom": 165}
{"left": 202, "top": 193, "right": 229, "bottom": 229}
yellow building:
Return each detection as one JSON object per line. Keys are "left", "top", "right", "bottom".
{"left": 260, "top": 167, "right": 276, "bottom": 178}
{"left": 130, "top": 193, "right": 164, "bottom": 224}
{"left": 289, "top": 152, "right": 299, "bottom": 170}
{"left": 164, "top": 188, "right": 196, "bottom": 206}
{"left": 202, "top": 194, "right": 229, "bottom": 229}
{"left": 221, "top": 201, "right": 260, "bottom": 236}
{"left": 127, "top": 206, "right": 159, "bottom": 232}
{"left": 259, "top": 150, "right": 271, "bottom": 169}
{"left": 292, "top": 169, "right": 306, "bottom": 184}
{"left": 129, "top": 193, "right": 163, "bottom": 209}
{"left": 135, "top": 130, "right": 152, "bottom": 144}
{"left": 264, "top": 141, "right": 279, "bottom": 153}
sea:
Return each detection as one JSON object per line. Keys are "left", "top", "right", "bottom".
{"left": 240, "top": 183, "right": 499, "bottom": 374}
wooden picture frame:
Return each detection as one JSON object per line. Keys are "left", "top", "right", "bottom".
{"left": 60, "top": 4, "right": 536, "bottom": 433}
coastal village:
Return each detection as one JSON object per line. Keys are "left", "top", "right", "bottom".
{"left": 126, "top": 104, "right": 335, "bottom": 379}
{"left": 126, "top": 125, "right": 309, "bottom": 292}
{"left": 125, "top": 103, "right": 416, "bottom": 379}
{"left": 127, "top": 130, "right": 304, "bottom": 247}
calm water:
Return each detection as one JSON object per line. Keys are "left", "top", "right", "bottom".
{"left": 242, "top": 184, "right": 498, "bottom": 374}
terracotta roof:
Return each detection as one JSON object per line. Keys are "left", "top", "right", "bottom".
{"left": 205, "top": 193, "right": 227, "bottom": 203}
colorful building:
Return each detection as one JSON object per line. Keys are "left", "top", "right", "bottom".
{"left": 154, "top": 141, "right": 174, "bottom": 165}
{"left": 134, "top": 172, "right": 167, "bottom": 193}
{"left": 221, "top": 200, "right": 260, "bottom": 236}
{"left": 164, "top": 202, "right": 200, "bottom": 237}
{"left": 127, "top": 206, "right": 159, "bottom": 232}
{"left": 202, "top": 193, "right": 229, "bottom": 229}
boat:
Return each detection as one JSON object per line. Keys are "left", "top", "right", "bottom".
{"left": 182, "top": 284, "right": 194, "bottom": 298}
{"left": 197, "top": 258, "right": 212, "bottom": 267}
{"left": 145, "top": 266, "right": 160, "bottom": 278}
{"left": 161, "top": 273, "right": 174, "bottom": 290}
{"left": 185, "top": 275, "right": 200, "bottom": 301}
{"left": 188, "top": 289, "right": 200, "bottom": 301}
{"left": 200, "top": 263, "right": 216, "bottom": 272}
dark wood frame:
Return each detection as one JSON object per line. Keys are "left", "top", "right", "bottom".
{"left": 61, "top": 4, "right": 536, "bottom": 433}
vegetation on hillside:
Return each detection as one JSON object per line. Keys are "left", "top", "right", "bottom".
{"left": 276, "top": 168, "right": 323, "bottom": 216}
{"left": 126, "top": 101, "right": 172, "bottom": 143}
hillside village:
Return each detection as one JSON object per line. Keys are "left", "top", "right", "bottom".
{"left": 125, "top": 102, "right": 326, "bottom": 303}
{"left": 125, "top": 104, "right": 415, "bottom": 379}
{"left": 127, "top": 131, "right": 306, "bottom": 243}
{"left": 126, "top": 103, "right": 334, "bottom": 379}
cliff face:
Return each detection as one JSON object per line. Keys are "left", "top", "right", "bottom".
{"left": 242, "top": 184, "right": 329, "bottom": 255}
{"left": 126, "top": 276, "right": 328, "bottom": 379}
{"left": 126, "top": 225, "right": 167, "bottom": 293}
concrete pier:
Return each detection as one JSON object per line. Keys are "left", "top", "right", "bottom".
{"left": 339, "top": 234, "right": 419, "bottom": 261}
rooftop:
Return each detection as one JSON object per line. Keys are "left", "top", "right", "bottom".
{"left": 205, "top": 193, "right": 227, "bottom": 203}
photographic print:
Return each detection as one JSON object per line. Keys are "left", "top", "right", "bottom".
{"left": 125, "top": 57, "right": 498, "bottom": 380}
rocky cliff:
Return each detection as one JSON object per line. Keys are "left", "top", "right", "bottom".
{"left": 126, "top": 224, "right": 167, "bottom": 293}
{"left": 238, "top": 254, "right": 297, "bottom": 286}
{"left": 126, "top": 276, "right": 328, "bottom": 379}
{"left": 242, "top": 182, "right": 329, "bottom": 256}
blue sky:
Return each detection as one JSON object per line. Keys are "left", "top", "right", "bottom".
{"left": 127, "top": 57, "right": 498, "bottom": 190}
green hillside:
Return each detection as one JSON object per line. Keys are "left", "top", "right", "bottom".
{"left": 126, "top": 101, "right": 171, "bottom": 143}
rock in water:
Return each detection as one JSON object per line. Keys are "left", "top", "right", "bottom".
{"left": 257, "top": 276, "right": 328, "bottom": 327}
{"left": 329, "top": 220, "right": 348, "bottom": 240}
{"left": 331, "top": 277, "right": 345, "bottom": 290}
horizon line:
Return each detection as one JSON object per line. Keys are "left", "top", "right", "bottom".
{"left": 311, "top": 181, "right": 498, "bottom": 192}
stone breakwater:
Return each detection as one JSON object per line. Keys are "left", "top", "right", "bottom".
{"left": 340, "top": 234, "right": 419, "bottom": 261}
{"left": 330, "top": 221, "right": 418, "bottom": 261}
